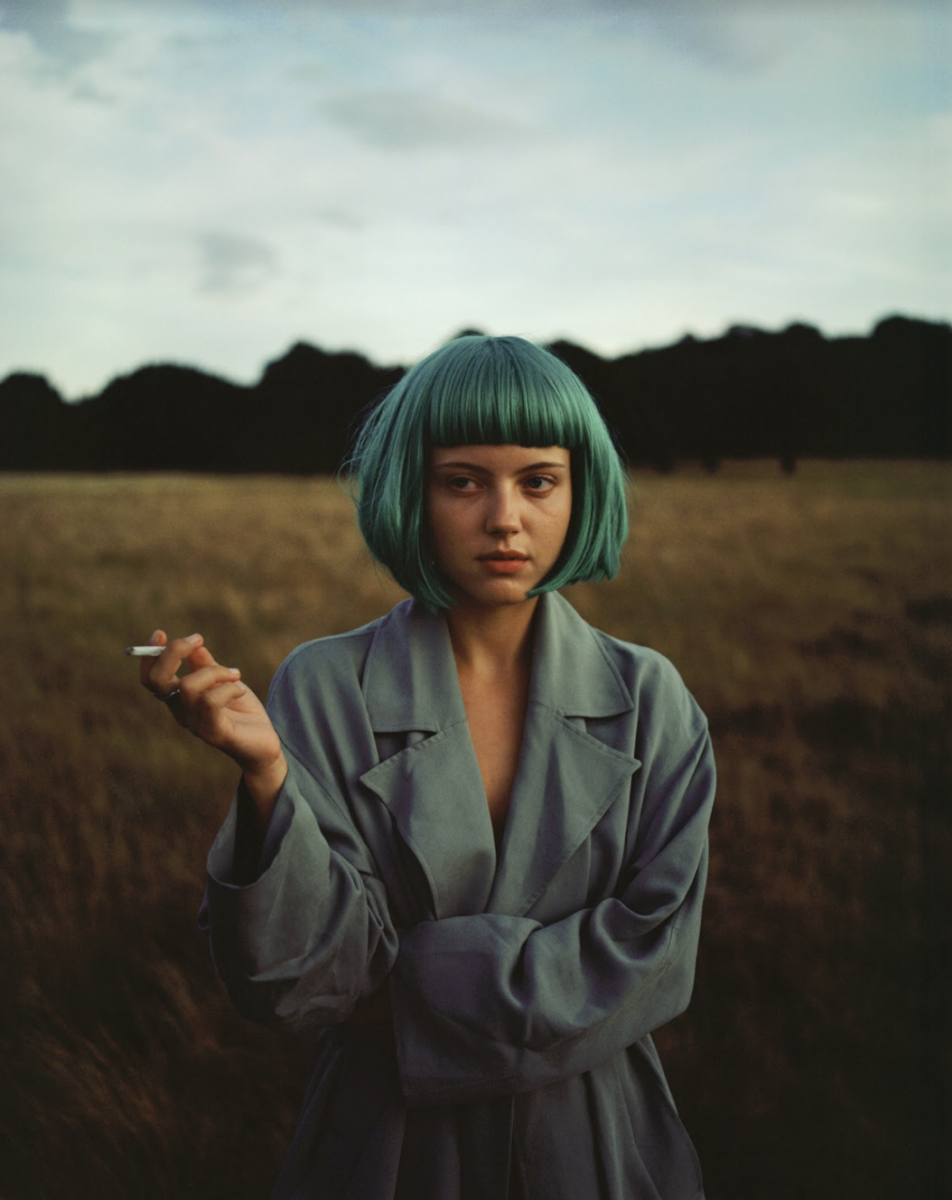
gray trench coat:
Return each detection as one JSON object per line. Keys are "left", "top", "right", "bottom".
{"left": 203, "top": 591, "right": 715, "bottom": 1199}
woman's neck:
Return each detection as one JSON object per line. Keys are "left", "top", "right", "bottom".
{"left": 443, "top": 596, "right": 539, "bottom": 679}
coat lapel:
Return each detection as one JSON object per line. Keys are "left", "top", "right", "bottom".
{"left": 488, "top": 592, "right": 641, "bottom": 915}
{"left": 359, "top": 601, "right": 498, "bottom": 918}
{"left": 357, "top": 594, "right": 641, "bottom": 921}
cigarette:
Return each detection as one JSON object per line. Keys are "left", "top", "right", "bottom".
{"left": 125, "top": 645, "right": 165, "bottom": 657}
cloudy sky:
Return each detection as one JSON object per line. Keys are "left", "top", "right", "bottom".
{"left": 1, "top": 0, "right": 949, "bottom": 398}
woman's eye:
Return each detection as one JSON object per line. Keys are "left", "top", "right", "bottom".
{"left": 524, "top": 476, "right": 553, "bottom": 492}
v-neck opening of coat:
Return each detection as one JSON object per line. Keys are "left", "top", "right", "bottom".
{"left": 448, "top": 609, "right": 550, "bottom": 888}
{"left": 359, "top": 593, "right": 642, "bottom": 920}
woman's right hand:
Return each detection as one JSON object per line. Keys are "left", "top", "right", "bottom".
{"left": 139, "top": 630, "right": 288, "bottom": 820}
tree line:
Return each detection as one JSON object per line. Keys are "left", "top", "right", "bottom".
{"left": 1, "top": 315, "right": 949, "bottom": 473}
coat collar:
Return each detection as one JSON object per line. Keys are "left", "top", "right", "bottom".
{"left": 358, "top": 594, "right": 641, "bottom": 919}
{"left": 361, "top": 591, "right": 635, "bottom": 733}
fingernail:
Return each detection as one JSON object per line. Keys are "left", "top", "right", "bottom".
{"left": 228, "top": 668, "right": 240, "bottom": 675}
{"left": 149, "top": 630, "right": 161, "bottom": 644}
{"left": 186, "top": 633, "right": 202, "bottom": 643}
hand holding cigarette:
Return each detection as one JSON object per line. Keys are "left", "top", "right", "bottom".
{"left": 134, "top": 630, "right": 216, "bottom": 704}
{"left": 131, "top": 629, "right": 288, "bottom": 816}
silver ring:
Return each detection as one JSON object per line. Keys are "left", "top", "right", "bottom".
{"left": 154, "top": 688, "right": 181, "bottom": 704}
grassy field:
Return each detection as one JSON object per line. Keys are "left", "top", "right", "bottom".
{"left": 1, "top": 463, "right": 950, "bottom": 1200}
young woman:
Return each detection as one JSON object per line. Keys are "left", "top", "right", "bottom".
{"left": 140, "top": 335, "right": 715, "bottom": 1199}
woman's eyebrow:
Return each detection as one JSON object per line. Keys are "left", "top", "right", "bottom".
{"left": 433, "top": 460, "right": 568, "bottom": 473}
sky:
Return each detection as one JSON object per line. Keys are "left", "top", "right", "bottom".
{"left": 0, "top": 0, "right": 949, "bottom": 399}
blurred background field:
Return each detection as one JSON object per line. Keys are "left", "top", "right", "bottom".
{"left": 1, "top": 463, "right": 950, "bottom": 1200}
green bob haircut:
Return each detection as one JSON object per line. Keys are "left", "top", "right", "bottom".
{"left": 345, "top": 334, "right": 629, "bottom": 611}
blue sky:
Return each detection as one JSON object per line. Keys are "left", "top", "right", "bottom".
{"left": 1, "top": 0, "right": 949, "bottom": 398}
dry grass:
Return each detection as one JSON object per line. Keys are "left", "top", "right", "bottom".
{"left": 1, "top": 463, "right": 950, "bottom": 1200}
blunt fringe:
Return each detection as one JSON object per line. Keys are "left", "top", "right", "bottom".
{"left": 345, "top": 334, "right": 629, "bottom": 611}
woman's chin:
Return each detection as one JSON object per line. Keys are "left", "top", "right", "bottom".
{"left": 447, "top": 578, "right": 537, "bottom": 611}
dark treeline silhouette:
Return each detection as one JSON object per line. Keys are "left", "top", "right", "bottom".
{"left": 1, "top": 315, "right": 949, "bottom": 473}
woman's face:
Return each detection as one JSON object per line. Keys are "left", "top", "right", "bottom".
{"left": 427, "top": 443, "right": 572, "bottom": 611}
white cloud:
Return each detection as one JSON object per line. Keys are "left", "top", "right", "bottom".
{"left": 321, "top": 88, "right": 523, "bottom": 150}
{"left": 196, "top": 231, "right": 279, "bottom": 294}
{"left": 0, "top": 0, "right": 110, "bottom": 67}
{"left": 0, "top": 0, "right": 947, "bottom": 394}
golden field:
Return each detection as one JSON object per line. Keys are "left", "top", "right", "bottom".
{"left": 1, "top": 463, "right": 949, "bottom": 1200}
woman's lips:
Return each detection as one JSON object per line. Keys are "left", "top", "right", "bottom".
{"left": 478, "top": 552, "right": 529, "bottom": 575}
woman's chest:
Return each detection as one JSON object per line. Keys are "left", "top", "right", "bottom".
{"left": 462, "top": 691, "right": 527, "bottom": 842}
{"left": 357, "top": 708, "right": 640, "bottom": 925}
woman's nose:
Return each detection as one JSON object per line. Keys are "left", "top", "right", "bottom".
{"left": 485, "top": 486, "right": 520, "bottom": 534}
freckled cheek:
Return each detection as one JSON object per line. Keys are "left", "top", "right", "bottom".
{"left": 544, "top": 503, "right": 573, "bottom": 544}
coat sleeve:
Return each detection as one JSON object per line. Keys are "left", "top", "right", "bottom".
{"left": 202, "top": 653, "right": 400, "bottom": 1033}
{"left": 387, "top": 705, "right": 715, "bottom": 1106}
